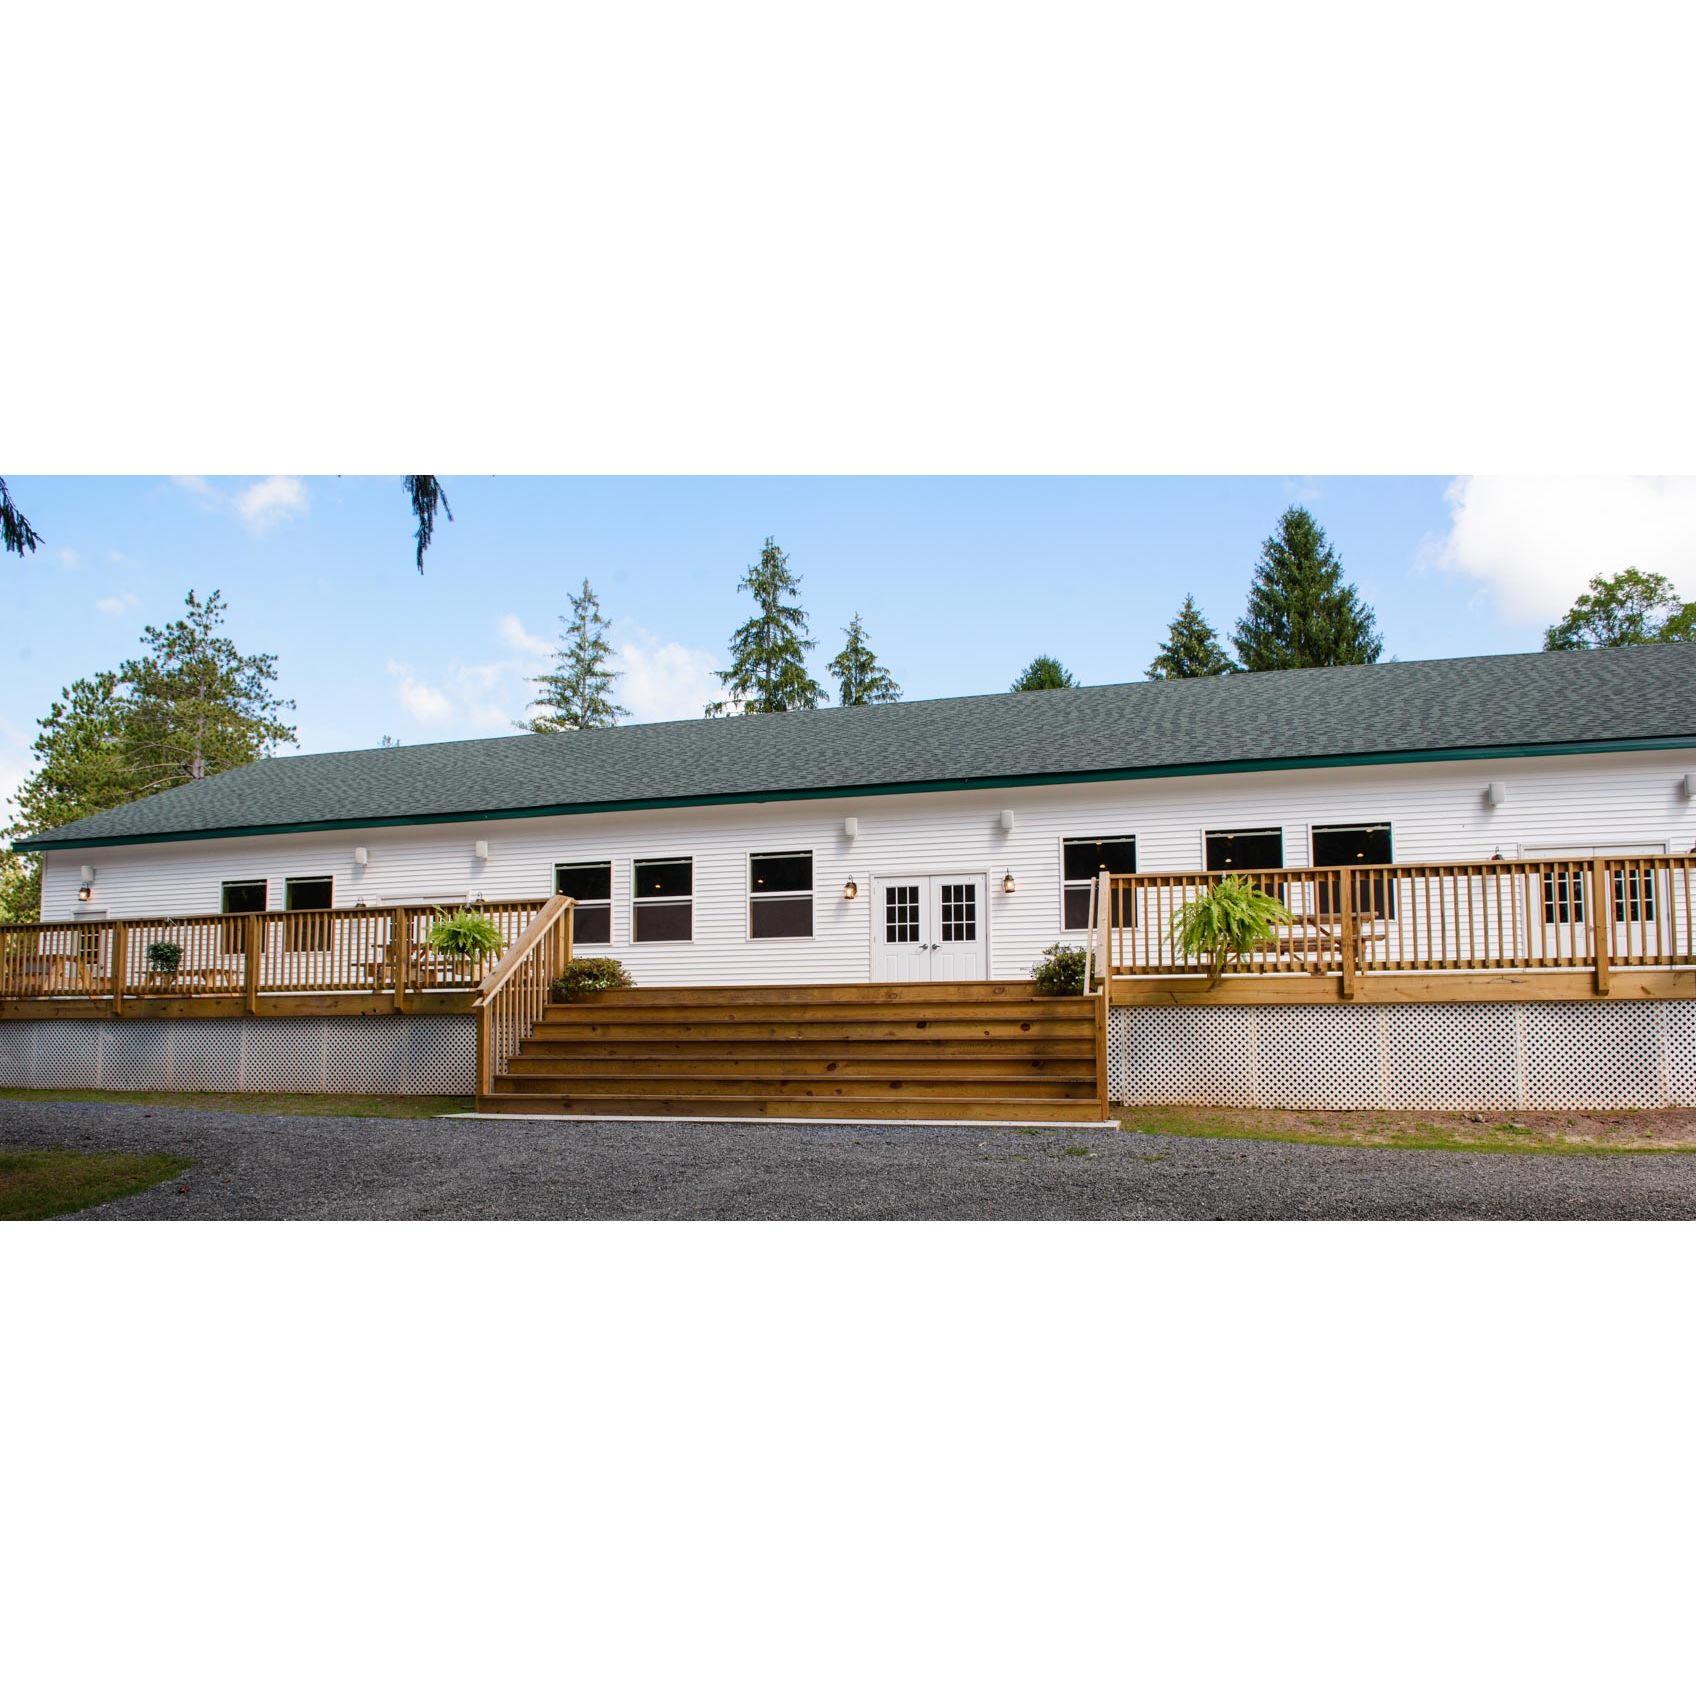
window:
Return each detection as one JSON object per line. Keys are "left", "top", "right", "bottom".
{"left": 749, "top": 851, "right": 813, "bottom": 939}
{"left": 1542, "top": 869, "right": 1585, "bottom": 925}
{"left": 885, "top": 883, "right": 920, "bottom": 943}
{"left": 1311, "top": 824, "right": 1394, "bottom": 918}
{"left": 633, "top": 857, "right": 692, "bottom": 942}
{"left": 1061, "top": 836, "right": 1136, "bottom": 930}
{"left": 221, "top": 878, "right": 267, "bottom": 951}
{"left": 284, "top": 876, "right": 333, "bottom": 950}
{"left": 939, "top": 880, "right": 977, "bottom": 942}
{"left": 1204, "top": 829, "right": 1283, "bottom": 872}
{"left": 1614, "top": 866, "right": 1656, "bottom": 924}
{"left": 555, "top": 861, "right": 612, "bottom": 945}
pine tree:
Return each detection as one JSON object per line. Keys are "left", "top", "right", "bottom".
{"left": 1, "top": 477, "right": 42, "bottom": 557}
{"left": 523, "top": 579, "right": 630, "bottom": 731}
{"left": 1010, "top": 655, "right": 1078, "bottom": 691}
{"left": 828, "top": 613, "right": 901, "bottom": 706}
{"left": 404, "top": 476, "right": 451, "bottom": 572}
{"left": 707, "top": 537, "right": 824, "bottom": 715}
{"left": 1543, "top": 568, "right": 1696, "bottom": 650}
{"left": 1146, "top": 595, "right": 1236, "bottom": 680}
{"left": 1233, "top": 507, "right": 1383, "bottom": 671}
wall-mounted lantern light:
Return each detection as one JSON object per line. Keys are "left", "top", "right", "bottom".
{"left": 1002, "top": 869, "right": 1017, "bottom": 895}
{"left": 77, "top": 883, "right": 94, "bottom": 902}
{"left": 77, "top": 864, "right": 95, "bottom": 902}
{"left": 1485, "top": 783, "right": 1507, "bottom": 809}
{"left": 474, "top": 840, "right": 491, "bottom": 862}
{"left": 843, "top": 877, "right": 858, "bottom": 900}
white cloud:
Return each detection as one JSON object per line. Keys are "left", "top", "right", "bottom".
{"left": 385, "top": 660, "right": 452, "bottom": 726}
{"left": 1431, "top": 476, "right": 1696, "bottom": 623}
{"left": 233, "top": 475, "right": 309, "bottom": 532}
{"left": 94, "top": 592, "right": 141, "bottom": 616}
{"left": 172, "top": 474, "right": 310, "bottom": 534}
{"left": 57, "top": 547, "right": 79, "bottom": 569}
{"left": 499, "top": 613, "right": 553, "bottom": 657}
{"left": 615, "top": 626, "right": 721, "bottom": 722}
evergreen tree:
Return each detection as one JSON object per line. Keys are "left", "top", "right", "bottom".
{"left": 1010, "top": 654, "right": 1078, "bottom": 691}
{"left": 5, "top": 590, "right": 295, "bottom": 922}
{"left": 1543, "top": 568, "right": 1696, "bottom": 650}
{"left": 707, "top": 537, "right": 824, "bottom": 715}
{"left": 1146, "top": 595, "right": 1236, "bottom": 679}
{"left": 404, "top": 476, "right": 451, "bottom": 572}
{"left": 1233, "top": 506, "right": 1383, "bottom": 671}
{"left": 828, "top": 613, "right": 901, "bottom": 706}
{"left": 523, "top": 579, "right": 630, "bottom": 731}
{"left": 1, "top": 477, "right": 42, "bottom": 557}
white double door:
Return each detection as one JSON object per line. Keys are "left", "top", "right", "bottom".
{"left": 871, "top": 874, "right": 989, "bottom": 981}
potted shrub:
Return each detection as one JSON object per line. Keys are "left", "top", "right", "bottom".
{"left": 1169, "top": 876, "right": 1293, "bottom": 988}
{"left": 552, "top": 956, "right": 635, "bottom": 1002}
{"left": 145, "top": 939, "right": 183, "bottom": 977}
{"left": 1030, "top": 942, "right": 1089, "bottom": 995}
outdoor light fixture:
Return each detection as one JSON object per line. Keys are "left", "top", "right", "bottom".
{"left": 999, "top": 810, "right": 1016, "bottom": 833}
{"left": 843, "top": 878, "right": 858, "bottom": 900}
{"left": 1485, "top": 783, "right": 1507, "bottom": 809}
{"left": 77, "top": 883, "right": 94, "bottom": 902}
{"left": 474, "top": 840, "right": 491, "bottom": 861}
{"left": 1683, "top": 774, "right": 1696, "bottom": 801}
{"left": 353, "top": 846, "right": 370, "bottom": 866}
{"left": 1002, "top": 869, "right": 1016, "bottom": 895}
{"left": 843, "top": 816, "right": 859, "bottom": 839}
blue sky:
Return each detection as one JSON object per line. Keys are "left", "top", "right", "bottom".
{"left": 5, "top": 474, "right": 1690, "bottom": 808}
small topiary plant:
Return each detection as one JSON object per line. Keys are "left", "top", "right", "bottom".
{"left": 1170, "top": 876, "right": 1294, "bottom": 987}
{"left": 145, "top": 940, "right": 182, "bottom": 974}
{"left": 1031, "top": 942, "right": 1089, "bottom": 995}
{"left": 553, "top": 956, "right": 635, "bottom": 1001}
{"left": 425, "top": 907, "right": 506, "bottom": 961}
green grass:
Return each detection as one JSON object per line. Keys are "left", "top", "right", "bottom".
{"left": 1119, "top": 1107, "right": 1696, "bottom": 1157}
{"left": 0, "top": 1147, "right": 192, "bottom": 1220}
{"left": 0, "top": 1090, "right": 469, "bottom": 1120}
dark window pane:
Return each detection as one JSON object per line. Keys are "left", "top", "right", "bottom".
{"left": 1063, "top": 837, "right": 1136, "bottom": 881}
{"left": 750, "top": 851, "right": 812, "bottom": 894}
{"left": 940, "top": 882, "right": 977, "bottom": 942}
{"left": 572, "top": 905, "right": 611, "bottom": 945}
{"left": 633, "top": 901, "right": 692, "bottom": 943}
{"left": 285, "top": 877, "right": 333, "bottom": 911}
{"left": 1204, "top": 830, "right": 1282, "bottom": 872}
{"left": 222, "top": 881, "right": 267, "bottom": 915}
{"left": 1613, "top": 868, "right": 1655, "bottom": 923}
{"left": 635, "top": 859, "right": 692, "bottom": 899}
{"left": 884, "top": 884, "right": 921, "bottom": 944}
{"left": 751, "top": 894, "right": 812, "bottom": 938}
{"left": 555, "top": 862, "right": 611, "bottom": 903}
{"left": 1542, "top": 871, "right": 1585, "bottom": 924}
{"left": 1311, "top": 825, "right": 1392, "bottom": 868}
{"left": 1062, "top": 886, "right": 1093, "bottom": 930}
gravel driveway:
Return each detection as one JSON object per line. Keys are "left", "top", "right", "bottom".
{"left": 6, "top": 1098, "right": 1696, "bottom": 1219}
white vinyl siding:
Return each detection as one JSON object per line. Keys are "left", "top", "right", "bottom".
{"left": 35, "top": 748, "right": 1696, "bottom": 986}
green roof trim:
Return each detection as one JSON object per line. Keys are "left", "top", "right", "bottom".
{"left": 15, "top": 645, "right": 1696, "bottom": 853}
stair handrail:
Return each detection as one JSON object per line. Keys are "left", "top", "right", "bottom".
{"left": 475, "top": 894, "right": 574, "bottom": 1097}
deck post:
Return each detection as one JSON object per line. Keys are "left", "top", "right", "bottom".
{"left": 1337, "top": 869, "right": 1357, "bottom": 1001}
{"left": 244, "top": 914, "right": 262, "bottom": 1015}
{"left": 392, "top": 907, "right": 409, "bottom": 1012}
{"left": 476, "top": 999, "right": 493, "bottom": 1100}
{"left": 1592, "top": 858, "right": 1612, "bottom": 996}
{"left": 111, "top": 920, "right": 128, "bottom": 1016}
{"left": 1096, "top": 869, "right": 1113, "bottom": 985}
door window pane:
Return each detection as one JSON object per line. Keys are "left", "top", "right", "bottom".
{"left": 885, "top": 884, "right": 921, "bottom": 944}
{"left": 939, "top": 882, "right": 977, "bottom": 943}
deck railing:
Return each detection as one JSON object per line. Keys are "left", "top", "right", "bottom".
{"left": 475, "top": 895, "right": 575, "bottom": 1094}
{"left": 1100, "top": 855, "right": 1696, "bottom": 985}
{"left": 0, "top": 899, "right": 546, "bottom": 1008}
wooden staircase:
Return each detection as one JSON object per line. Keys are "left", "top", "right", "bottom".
{"left": 476, "top": 981, "right": 1109, "bottom": 1122}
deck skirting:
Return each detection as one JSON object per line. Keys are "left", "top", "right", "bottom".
{"left": 1109, "top": 1000, "right": 1696, "bottom": 1113}
{"left": 0, "top": 1014, "right": 475, "bottom": 1096}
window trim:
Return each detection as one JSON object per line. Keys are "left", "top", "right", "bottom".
{"left": 1060, "top": 835, "right": 1137, "bottom": 932}
{"left": 284, "top": 874, "right": 334, "bottom": 911}
{"left": 221, "top": 878, "right": 269, "bottom": 914}
{"left": 555, "top": 860, "right": 613, "bottom": 945}
{"left": 1309, "top": 823, "right": 1395, "bottom": 918}
{"left": 631, "top": 855, "right": 694, "bottom": 945}
{"left": 1202, "top": 827, "right": 1284, "bottom": 874}
{"left": 746, "top": 849, "right": 815, "bottom": 942}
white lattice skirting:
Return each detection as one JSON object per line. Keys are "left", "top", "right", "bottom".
{"left": 1109, "top": 1001, "right": 1696, "bottom": 1112}
{"left": 0, "top": 1017, "right": 475, "bottom": 1096}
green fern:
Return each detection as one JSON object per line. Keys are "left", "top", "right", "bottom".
{"left": 1169, "top": 877, "right": 1293, "bottom": 987}
{"left": 425, "top": 907, "right": 506, "bottom": 961}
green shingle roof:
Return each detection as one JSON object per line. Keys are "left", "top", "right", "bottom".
{"left": 17, "top": 645, "right": 1696, "bottom": 851}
